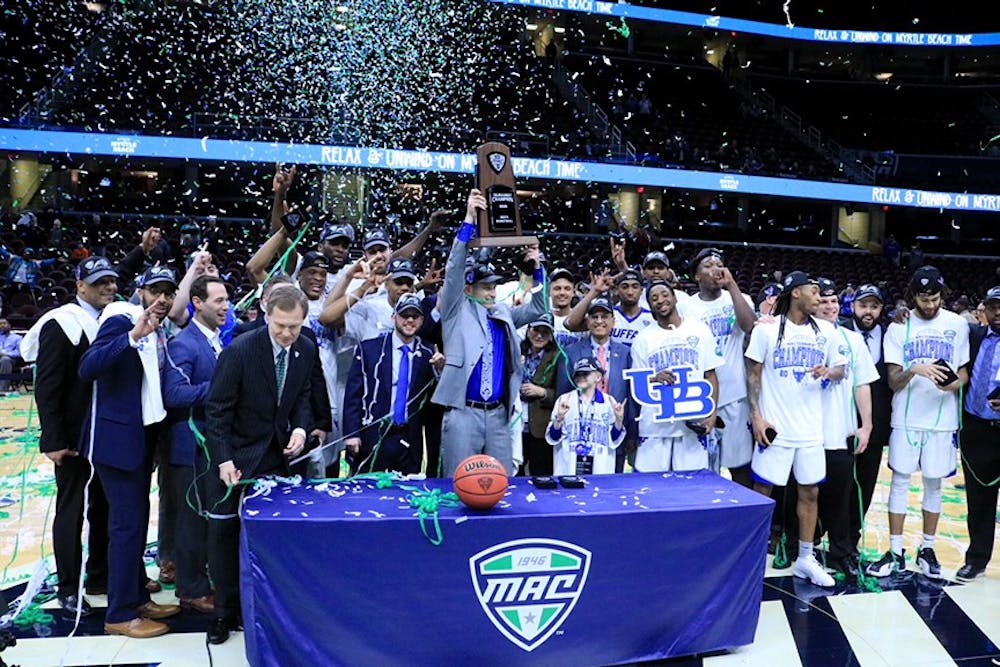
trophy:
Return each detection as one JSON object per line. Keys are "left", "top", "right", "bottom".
{"left": 472, "top": 142, "right": 537, "bottom": 248}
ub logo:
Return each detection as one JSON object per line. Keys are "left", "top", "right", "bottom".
{"left": 470, "top": 539, "right": 591, "bottom": 651}
{"left": 623, "top": 366, "right": 715, "bottom": 422}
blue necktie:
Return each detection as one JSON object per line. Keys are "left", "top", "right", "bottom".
{"left": 394, "top": 345, "right": 410, "bottom": 425}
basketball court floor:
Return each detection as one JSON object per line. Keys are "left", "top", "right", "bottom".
{"left": 2, "top": 391, "right": 999, "bottom": 666}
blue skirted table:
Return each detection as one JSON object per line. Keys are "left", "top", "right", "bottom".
{"left": 240, "top": 470, "right": 774, "bottom": 666}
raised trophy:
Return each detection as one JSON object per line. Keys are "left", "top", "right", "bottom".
{"left": 472, "top": 142, "right": 536, "bottom": 248}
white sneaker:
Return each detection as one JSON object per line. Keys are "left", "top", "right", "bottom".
{"left": 792, "top": 554, "right": 836, "bottom": 587}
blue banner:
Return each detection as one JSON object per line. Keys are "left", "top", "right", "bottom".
{"left": 3, "top": 127, "right": 1000, "bottom": 213}
{"left": 490, "top": 0, "right": 1000, "bottom": 47}
{"left": 240, "top": 471, "right": 772, "bottom": 666}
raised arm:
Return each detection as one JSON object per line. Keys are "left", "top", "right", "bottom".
{"left": 393, "top": 209, "right": 445, "bottom": 260}
{"left": 246, "top": 227, "right": 291, "bottom": 286}
{"left": 438, "top": 191, "right": 483, "bottom": 324}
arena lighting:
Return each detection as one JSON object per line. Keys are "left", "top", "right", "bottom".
{"left": 487, "top": 0, "right": 1000, "bottom": 47}
{"left": 3, "top": 127, "right": 1000, "bottom": 213}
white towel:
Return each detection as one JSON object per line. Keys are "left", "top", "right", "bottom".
{"left": 19, "top": 303, "right": 98, "bottom": 363}
{"left": 100, "top": 302, "right": 166, "bottom": 426}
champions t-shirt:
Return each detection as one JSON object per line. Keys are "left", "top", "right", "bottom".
{"left": 630, "top": 317, "right": 722, "bottom": 438}
{"left": 884, "top": 309, "right": 970, "bottom": 432}
{"left": 679, "top": 291, "right": 753, "bottom": 407}
{"left": 554, "top": 313, "right": 586, "bottom": 349}
{"left": 821, "top": 325, "right": 880, "bottom": 450}
{"left": 745, "top": 317, "right": 846, "bottom": 448}
{"left": 610, "top": 306, "right": 654, "bottom": 348}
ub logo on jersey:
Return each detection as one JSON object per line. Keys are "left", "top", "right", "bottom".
{"left": 470, "top": 539, "right": 591, "bottom": 652}
{"left": 624, "top": 366, "right": 715, "bottom": 422}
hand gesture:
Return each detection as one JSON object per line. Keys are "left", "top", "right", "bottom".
{"left": 612, "top": 399, "right": 625, "bottom": 424}
{"left": 557, "top": 398, "right": 571, "bottom": 420}
{"left": 609, "top": 235, "right": 627, "bottom": 271}
{"left": 429, "top": 347, "right": 446, "bottom": 373}
{"left": 716, "top": 266, "right": 736, "bottom": 289}
{"left": 521, "top": 244, "right": 541, "bottom": 273}
{"left": 283, "top": 430, "right": 306, "bottom": 457}
{"left": 273, "top": 164, "right": 296, "bottom": 195}
{"left": 421, "top": 257, "right": 444, "bottom": 288}
{"left": 219, "top": 460, "right": 242, "bottom": 487}
{"left": 589, "top": 268, "right": 615, "bottom": 294}
{"left": 428, "top": 208, "right": 449, "bottom": 232}
{"left": 751, "top": 414, "right": 776, "bottom": 447}
{"left": 130, "top": 303, "right": 161, "bottom": 342}
{"left": 465, "top": 189, "right": 486, "bottom": 222}
{"left": 191, "top": 250, "right": 212, "bottom": 276}
{"left": 811, "top": 364, "right": 833, "bottom": 380}
{"left": 141, "top": 227, "right": 161, "bottom": 254}
{"left": 651, "top": 369, "right": 676, "bottom": 385}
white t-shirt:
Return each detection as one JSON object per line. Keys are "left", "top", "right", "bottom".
{"left": 745, "top": 316, "right": 847, "bottom": 448}
{"left": 884, "top": 309, "right": 970, "bottom": 432}
{"left": 553, "top": 313, "right": 585, "bottom": 349}
{"left": 630, "top": 318, "right": 723, "bottom": 438}
{"left": 546, "top": 389, "right": 624, "bottom": 476}
{"left": 345, "top": 291, "right": 395, "bottom": 343}
{"left": 821, "top": 325, "right": 880, "bottom": 450}
{"left": 610, "top": 305, "right": 654, "bottom": 348}
{"left": 679, "top": 291, "right": 753, "bottom": 406}
{"left": 306, "top": 297, "right": 340, "bottom": 422}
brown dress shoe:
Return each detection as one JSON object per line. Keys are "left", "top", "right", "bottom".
{"left": 105, "top": 618, "right": 169, "bottom": 638}
{"left": 158, "top": 561, "right": 176, "bottom": 585}
{"left": 137, "top": 601, "right": 181, "bottom": 620}
{"left": 145, "top": 578, "right": 162, "bottom": 593}
{"left": 179, "top": 595, "right": 215, "bottom": 614}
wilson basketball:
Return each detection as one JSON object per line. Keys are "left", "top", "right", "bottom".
{"left": 453, "top": 455, "right": 509, "bottom": 510}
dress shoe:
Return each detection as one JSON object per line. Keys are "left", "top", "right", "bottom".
{"left": 831, "top": 555, "right": 860, "bottom": 578}
{"left": 84, "top": 582, "right": 107, "bottom": 596}
{"left": 956, "top": 563, "right": 986, "bottom": 582}
{"left": 105, "top": 617, "right": 169, "bottom": 639}
{"left": 158, "top": 561, "right": 176, "bottom": 585}
{"left": 207, "top": 616, "right": 237, "bottom": 645}
{"left": 145, "top": 577, "right": 162, "bottom": 593}
{"left": 58, "top": 594, "right": 93, "bottom": 617}
{"left": 137, "top": 601, "right": 180, "bottom": 620}
{"left": 179, "top": 595, "right": 215, "bottom": 614}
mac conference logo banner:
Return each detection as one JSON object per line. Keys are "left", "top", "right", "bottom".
{"left": 624, "top": 366, "right": 715, "bottom": 422}
{"left": 470, "top": 539, "right": 591, "bottom": 651}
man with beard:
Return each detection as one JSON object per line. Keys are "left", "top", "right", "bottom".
{"left": 838, "top": 284, "right": 892, "bottom": 561}
{"left": 867, "top": 266, "right": 969, "bottom": 580}
{"left": 19, "top": 257, "right": 118, "bottom": 617}
{"left": 679, "top": 248, "right": 756, "bottom": 486}
{"left": 79, "top": 266, "right": 182, "bottom": 637}
{"left": 629, "top": 280, "right": 720, "bottom": 473}
{"left": 746, "top": 271, "right": 845, "bottom": 588}
{"left": 815, "top": 278, "right": 877, "bottom": 577}
{"left": 324, "top": 256, "right": 418, "bottom": 343}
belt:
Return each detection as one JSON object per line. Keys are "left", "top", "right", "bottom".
{"left": 466, "top": 399, "right": 503, "bottom": 410}
{"left": 966, "top": 413, "right": 1000, "bottom": 429}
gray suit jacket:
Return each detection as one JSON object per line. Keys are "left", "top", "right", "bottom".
{"left": 432, "top": 235, "right": 546, "bottom": 416}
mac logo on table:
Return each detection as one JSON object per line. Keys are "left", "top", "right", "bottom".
{"left": 470, "top": 538, "right": 591, "bottom": 651}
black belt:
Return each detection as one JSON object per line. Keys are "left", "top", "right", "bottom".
{"left": 466, "top": 399, "right": 503, "bottom": 410}
{"left": 966, "top": 413, "right": 1000, "bottom": 429}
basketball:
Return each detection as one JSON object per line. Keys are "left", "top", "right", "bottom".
{"left": 453, "top": 455, "right": 509, "bottom": 510}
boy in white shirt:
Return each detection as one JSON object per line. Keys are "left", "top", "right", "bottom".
{"left": 866, "top": 266, "right": 969, "bottom": 580}
{"left": 547, "top": 357, "right": 626, "bottom": 475}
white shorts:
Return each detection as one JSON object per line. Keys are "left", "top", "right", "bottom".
{"left": 751, "top": 443, "right": 826, "bottom": 486}
{"left": 717, "top": 400, "right": 752, "bottom": 469}
{"left": 888, "top": 428, "right": 957, "bottom": 479}
{"left": 635, "top": 432, "right": 708, "bottom": 472}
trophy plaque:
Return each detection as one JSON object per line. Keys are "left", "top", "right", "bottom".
{"left": 472, "top": 142, "right": 537, "bottom": 248}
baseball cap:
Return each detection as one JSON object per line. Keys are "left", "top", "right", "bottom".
{"left": 780, "top": 271, "right": 818, "bottom": 297}
{"left": 362, "top": 227, "right": 391, "bottom": 251}
{"left": 549, "top": 267, "right": 574, "bottom": 284}
{"left": 757, "top": 282, "right": 781, "bottom": 304}
{"left": 138, "top": 266, "right": 177, "bottom": 289}
{"left": 300, "top": 251, "right": 332, "bottom": 273}
{"left": 689, "top": 247, "right": 724, "bottom": 275}
{"left": 587, "top": 297, "right": 614, "bottom": 315}
{"left": 645, "top": 279, "right": 673, "bottom": 303}
{"left": 76, "top": 256, "right": 118, "bottom": 284}
{"left": 387, "top": 257, "right": 416, "bottom": 282}
{"left": 983, "top": 286, "right": 1000, "bottom": 303}
{"left": 572, "top": 356, "right": 605, "bottom": 376}
{"left": 853, "top": 284, "right": 884, "bottom": 303}
{"left": 321, "top": 223, "right": 354, "bottom": 244}
{"left": 393, "top": 293, "right": 423, "bottom": 316}
{"left": 529, "top": 312, "right": 554, "bottom": 331}
{"left": 909, "top": 265, "right": 946, "bottom": 294}
{"left": 817, "top": 277, "right": 837, "bottom": 297}
{"left": 465, "top": 259, "right": 503, "bottom": 285}
{"left": 643, "top": 251, "right": 670, "bottom": 268}
{"left": 616, "top": 268, "right": 643, "bottom": 285}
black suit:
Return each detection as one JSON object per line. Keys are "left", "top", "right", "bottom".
{"left": 961, "top": 323, "right": 1000, "bottom": 568}
{"left": 204, "top": 326, "right": 315, "bottom": 621}
{"left": 840, "top": 316, "right": 892, "bottom": 553}
{"left": 34, "top": 317, "right": 109, "bottom": 598}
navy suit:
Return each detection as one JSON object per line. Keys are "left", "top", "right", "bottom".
{"left": 162, "top": 323, "right": 217, "bottom": 600}
{"left": 79, "top": 314, "right": 162, "bottom": 624}
{"left": 343, "top": 333, "right": 436, "bottom": 474}
{"left": 558, "top": 337, "right": 637, "bottom": 472}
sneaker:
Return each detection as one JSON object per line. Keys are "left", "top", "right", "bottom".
{"left": 865, "top": 549, "right": 906, "bottom": 578}
{"left": 792, "top": 554, "right": 835, "bottom": 587}
{"left": 917, "top": 547, "right": 943, "bottom": 580}
{"left": 956, "top": 563, "right": 986, "bottom": 582}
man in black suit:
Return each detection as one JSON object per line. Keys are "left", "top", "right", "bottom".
{"left": 839, "top": 284, "right": 891, "bottom": 557}
{"left": 957, "top": 285, "right": 1000, "bottom": 582}
{"left": 204, "top": 284, "right": 316, "bottom": 644}
{"left": 21, "top": 256, "right": 117, "bottom": 616}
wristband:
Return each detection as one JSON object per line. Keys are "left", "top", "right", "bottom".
{"left": 457, "top": 221, "right": 479, "bottom": 243}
